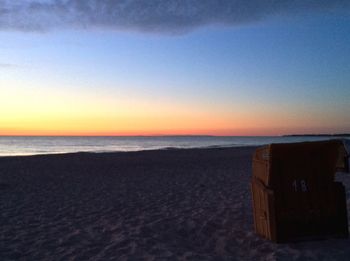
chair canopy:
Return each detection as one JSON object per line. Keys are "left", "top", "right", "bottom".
{"left": 253, "top": 139, "right": 348, "bottom": 191}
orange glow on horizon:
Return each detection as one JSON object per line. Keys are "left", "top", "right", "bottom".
{"left": 0, "top": 125, "right": 345, "bottom": 137}
{"left": 1, "top": 83, "right": 348, "bottom": 137}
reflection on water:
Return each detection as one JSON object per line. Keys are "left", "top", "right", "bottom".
{"left": 0, "top": 136, "right": 348, "bottom": 156}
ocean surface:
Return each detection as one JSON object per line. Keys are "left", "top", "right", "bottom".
{"left": 0, "top": 136, "right": 349, "bottom": 156}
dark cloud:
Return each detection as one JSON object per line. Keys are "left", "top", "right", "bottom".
{"left": 0, "top": 0, "right": 349, "bottom": 33}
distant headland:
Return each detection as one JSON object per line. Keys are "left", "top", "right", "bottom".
{"left": 283, "top": 134, "right": 350, "bottom": 137}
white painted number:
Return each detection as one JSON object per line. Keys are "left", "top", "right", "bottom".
{"left": 292, "top": 179, "right": 308, "bottom": 192}
{"left": 301, "top": 180, "right": 308, "bottom": 192}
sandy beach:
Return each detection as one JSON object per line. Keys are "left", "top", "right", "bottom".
{"left": 1, "top": 146, "right": 349, "bottom": 260}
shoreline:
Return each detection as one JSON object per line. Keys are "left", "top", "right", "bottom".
{"left": 0, "top": 145, "right": 260, "bottom": 158}
{"left": 1, "top": 136, "right": 349, "bottom": 158}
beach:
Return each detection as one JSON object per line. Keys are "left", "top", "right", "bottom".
{"left": 1, "top": 146, "right": 349, "bottom": 260}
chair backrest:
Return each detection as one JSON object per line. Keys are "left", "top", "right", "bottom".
{"left": 269, "top": 140, "right": 343, "bottom": 192}
{"left": 266, "top": 140, "right": 345, "bottom": 217}
{"left": 253, "top": 139, "right": 348, "bottom": 189}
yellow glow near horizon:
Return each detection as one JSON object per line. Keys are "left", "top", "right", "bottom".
{"left": 0, "top": 83, "right": 237, "bottom": 135}
{"left": 1, "top": 81, "right": 346, "bottom": 136}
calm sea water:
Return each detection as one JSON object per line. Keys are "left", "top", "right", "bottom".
{"left": 0, "top": 136, "right": 349, "bottom": 156}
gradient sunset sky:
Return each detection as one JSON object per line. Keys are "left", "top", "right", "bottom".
{"left": 1, "top": 1, "right": 349, "bottom": 136}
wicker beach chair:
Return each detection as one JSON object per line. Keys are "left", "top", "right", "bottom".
{"left": 251, "top": 139, "right": 349, "bottom": 243}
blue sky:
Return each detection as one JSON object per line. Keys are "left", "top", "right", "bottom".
{"left": 0, "top": 1, "right": 349, "bottom": 135}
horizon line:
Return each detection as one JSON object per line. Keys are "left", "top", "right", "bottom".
{"left": 0, "top": 133, "right": 349, "bottom": 138}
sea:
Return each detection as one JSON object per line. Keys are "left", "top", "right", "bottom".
{"left": 0, "top": 136, "right": 349, "bottom": 157}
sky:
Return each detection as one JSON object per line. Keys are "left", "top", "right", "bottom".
{"left": 0, "top": 0, "right": 350, "bottom": 136}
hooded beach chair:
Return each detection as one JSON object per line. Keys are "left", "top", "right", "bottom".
{"left": 251, "top": 139, "right": 349, "bottom": 243}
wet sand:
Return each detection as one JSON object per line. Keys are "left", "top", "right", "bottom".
{"left": 1, "top": 147, "right": 349, "bottom": 260}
